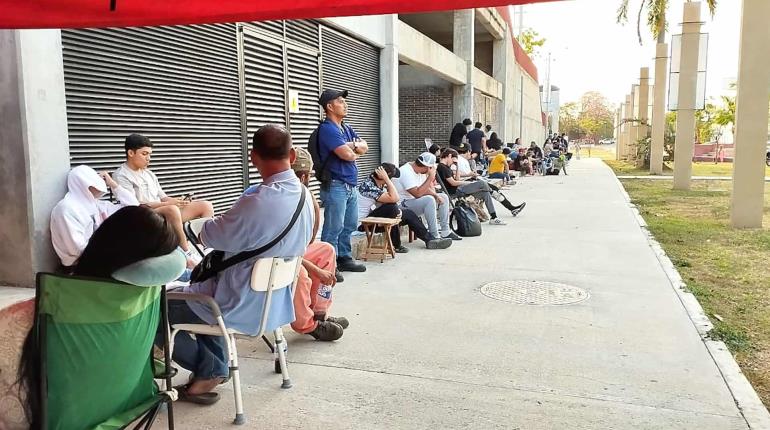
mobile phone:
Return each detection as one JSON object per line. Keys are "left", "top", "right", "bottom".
{"left": 182, "top": 192, "right": 194, "bottom": 201}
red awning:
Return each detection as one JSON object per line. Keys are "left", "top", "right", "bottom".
{"left": 0, "top": 0, "right": 556, "bottom": 29}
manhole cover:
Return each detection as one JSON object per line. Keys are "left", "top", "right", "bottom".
{"left": 480, "top": 280, "right": 589, "bottom": 305}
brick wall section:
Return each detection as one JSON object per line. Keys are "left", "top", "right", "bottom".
{"left": 398, "top": 86, "right": 453, "bottom": 165}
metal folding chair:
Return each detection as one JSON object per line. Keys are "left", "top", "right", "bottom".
{"left": 167, "top": 256, "right": 302, "bottom": 425}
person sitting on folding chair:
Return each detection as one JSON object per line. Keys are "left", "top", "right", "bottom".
{"left": 289, "top": 147, "right": 349, "bottom": 341}
{"left": 50, "top": 165, "right": 139, "bottom": 272}
{"left": 436, "top": 148, "right": 525, "bottom": 225}
{"left": 19, "top": 205, "right": 184, "bottom": 429}
{"left": 169, "top": 124, "right": 314, "bottom": 404}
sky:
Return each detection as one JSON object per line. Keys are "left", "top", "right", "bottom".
{"left": 519, "top": 0, "right": 741, "bottom": 107}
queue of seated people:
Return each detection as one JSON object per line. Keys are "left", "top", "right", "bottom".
{"left": 20, "top": 90, "right": 533, "bottom": 419}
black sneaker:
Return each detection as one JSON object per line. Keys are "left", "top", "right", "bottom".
{"left": 326, "top": 316, "right": 350, "bottom": 329}
{"left": 335, "top": 269, "right": 344, "bottom": 283}
{"left": 443, "top": 231, "right": 463, "bottom": 241}
{"left": 314, "top": 314, "right": 350, "bottom": 330}
{"left": 511, "top": 202, "right": 527, "bottom": 217}
{"left": 308, "top": 321, "right": 344, "bottom": 341}
{"left": 337, "top": 256, "right": 366, "bottom": 272}
{"left": 395, "top": 245, "right": 409, "bottom": 253}
{"left": 425, "top": 237, "right": 452, "bottom": 249}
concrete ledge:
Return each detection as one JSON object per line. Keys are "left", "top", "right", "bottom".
{"left": 472, "top": 68, "right": 503, "bottom": 99}
{"left": 610, "top": 168, "right": 770, "bottom": 429}
{"left": 397, "top": 21, "right": 467, "bottom": 85}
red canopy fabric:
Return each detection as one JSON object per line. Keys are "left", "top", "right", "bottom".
{"left": 0, "top": 0, "right": 556, "bottom": 29}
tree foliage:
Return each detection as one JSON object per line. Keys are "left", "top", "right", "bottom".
{"left": 519, "top": 28, "right": 546, "bottom": 57}
{"left": 559, "top": 92, "right": 615, "bottom": 143}
{"left": 616, "top": 0, "right": 717, "bottom": 44}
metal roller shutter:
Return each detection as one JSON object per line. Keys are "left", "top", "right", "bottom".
{"left": 241, "top": 27, "right": 287, "bottom": 186}
{"left": 286, "top": 20, "right": 319, "bottom": 49}
{"left": 61, "top": 24, "right": 244, "bottom": 212}
{"left": 242, "top": 24, "right": 322, "bottom": 194}
{"left": 320, "top": 27, "right": 381, "bottom": 181}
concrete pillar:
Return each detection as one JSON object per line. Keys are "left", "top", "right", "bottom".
{"left": 614, "top": 104, "right": 622, "bottom": 160}
{"left": 637, "top": 68, "right": 651, "bottom": 165}
{"left": 617, "top": 101, "right": 626, "bottom": 160}
{"left": 651, "top": 43, "right": 669, "bottom": 174}
{"left": 672, "top": 2, "right": 703, "bottom": 190}
{"left": 730, "top": 0, "right": 770, "bottom": 228}
{"left": 629, "top": 85, "right": 640, "bottom": 160}
{"left": 452, "top": 9, "right": 475, "bottom": 122}
{"left": 621, "top": 94, "right": 633, "bottom": 159}
{"left": 493, "top": 35, "right": 510, "bottom": 141}
{"left": 380, "top": 15, "right": 400, "bottom": 164}
{"left": 0, "top": 30, "right": 70, "bottom": 287}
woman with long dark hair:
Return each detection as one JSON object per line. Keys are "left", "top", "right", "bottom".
{"left": 18, "top": 205, "right": 179, "bottom": 429}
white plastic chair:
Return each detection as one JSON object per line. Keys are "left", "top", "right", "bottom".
{"left": 167, "top": 256, "right": 302, "bottom": 425}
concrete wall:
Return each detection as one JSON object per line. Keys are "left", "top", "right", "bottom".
{"left": 474, "top": 41, "right": 494, "bottom": 76}
{"left": 397, "top": 20, "right": 466, "bottom": 85}
{"left": 473, "top": 89, "right": 500, "bottom": 137}
{"left": 0, "top": 30, "right": 70, "bottom": 287}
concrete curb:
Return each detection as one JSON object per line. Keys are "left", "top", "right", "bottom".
{"left": 611, "top": 172, "right": 770, "bottom": 429}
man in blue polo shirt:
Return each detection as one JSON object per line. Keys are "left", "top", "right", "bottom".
{"left": 317, "top": 89, "right": 368, "bottom": 273}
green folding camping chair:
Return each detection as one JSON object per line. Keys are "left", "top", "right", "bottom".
{"left": 30, "top": 272, "right": 177, "bottom": 430}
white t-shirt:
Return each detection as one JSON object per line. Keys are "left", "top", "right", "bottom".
{"left": 393, "top": 162, "right": 427, "bottom": 202}
{"left": 456, "top": 156, "right": 472, "bottom": 176}
{"left": 114, "top": 163, "right": 168, "bottom": 204}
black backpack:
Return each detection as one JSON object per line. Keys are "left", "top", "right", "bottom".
{"left": 307, "top": 125, "right": 332, "bottom": 189}
{"left": 450, "top": 200, "right": 482, "bottom": 237}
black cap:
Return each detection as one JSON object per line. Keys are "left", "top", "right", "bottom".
{"left": 318, "top": 89, "right": 348, "bottom": 107}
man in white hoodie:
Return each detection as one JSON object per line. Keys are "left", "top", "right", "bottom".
{"left": 50, "top": 165, "right": 139, "bottom": 269}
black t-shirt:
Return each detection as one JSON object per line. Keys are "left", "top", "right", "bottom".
{"left": 449, "top": 123, "right": 467, "bottom": 148}
{"left": 467, "top": 129, "right": 485, "bottom": 154}
{"left": 436, "top": 163, "right": 457, "bottom": 195}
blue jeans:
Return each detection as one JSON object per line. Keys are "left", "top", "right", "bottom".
{"left": 489, "top": 172, "right": 511, "bottom": 181}
{"left": 158, "top": 299, "right": 228, "bottom": 381}
{"left": 320, "top": 180, "right": 358, "bottom": 259}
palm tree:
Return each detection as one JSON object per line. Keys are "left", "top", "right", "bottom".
{"left": 617, "top": 0, "right": 717, "bottom": 45}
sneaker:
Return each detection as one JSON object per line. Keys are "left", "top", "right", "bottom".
{"left": 489, "top": 218, "right": 507, "bottom": 226}
{"left": 335, "top": 269, "right": 344, "bottom": 283}
{"left": 511, "top": 202, "right": 527, "bottom": 217}
{"left": 394, "top": 245, "right": 409, "bottom": 254}
{"left": 337, "top": 256, "right": 366, "bottom": 273}
{"left": 442, "top": 231, "right": 463, "bottom": 241}
{"left": 425, "top": 237, "right": 452, "bottom": 249}
{"left": 325, "top": 316, "right": 350, "bottom": 330}
{"left": 308, "top": 321, "right": 344, "bottom": 341}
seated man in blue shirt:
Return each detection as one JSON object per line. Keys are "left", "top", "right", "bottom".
{"left": 165, "top": 124, "right": 314, "bottom": 403}
{"left": 317, "top": 89, "right": 368, "bottom": 274}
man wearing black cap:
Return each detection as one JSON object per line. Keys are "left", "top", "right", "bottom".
{"left": 317, "top": 89, "right": 368, "bottom": 273}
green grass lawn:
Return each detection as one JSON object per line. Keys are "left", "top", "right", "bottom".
{"left": 618, "top": 178, "right": 770, "bottom": 407}
{"left": 600, "top": 155, "right": 770, "bottom": 177}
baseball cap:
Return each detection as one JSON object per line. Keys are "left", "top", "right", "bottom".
{"left": 318, "top": 89, "right": 348, "bottom": 107}
{"left": 415, "top": 152, "right": 437, "bottom": 168}
{"left": 291, "top": 147, "right": 314, "bottom": 172}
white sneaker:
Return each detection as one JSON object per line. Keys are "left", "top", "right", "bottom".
{"left": 489, "top": 218, "right": 507, "bottom": 226}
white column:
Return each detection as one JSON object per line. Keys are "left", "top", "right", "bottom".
{"left": 637, "top": 68, "right": 650, "bottom": 165}
{"left": 379, "top": 15, "right": 400, "bottom": 164}
{"left": 0, "top": 30, "right": 70, "bottom": 287}
{"left": 614, "top": 104, "right": 622, "bottom": 160}
{"left": 630, "top": 85, "right": 640, "bottom": 160}
{"left": 730, "top": 0, "right": 770, "bottom": 228}
{"left": 672, "top": 2, "right": 703, "bottom": 190}
{"left": 452, "top": 9, "right": 475, "bottom": 122}
{"left": 493, "top": 34, "right": 510, "bottom": 141}
{"left": 621, "top": 94, "right": 633, "bottom": 159}
{"left": 651, "top": 43, "right": 669, "bottom": 174}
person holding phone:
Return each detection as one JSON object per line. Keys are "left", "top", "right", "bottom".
{"left": 114, "top": 133, "right": 215, "bottom": 264}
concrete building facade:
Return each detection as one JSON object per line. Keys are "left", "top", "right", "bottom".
{"left": 0, "top": 9, "right": 544, "bottom": 287}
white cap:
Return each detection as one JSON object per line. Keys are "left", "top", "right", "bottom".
{"left": 416, "top": 152, "right": 437, "bottom": 168}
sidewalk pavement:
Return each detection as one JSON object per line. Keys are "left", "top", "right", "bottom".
{"left": 165, "top": 158, "right": 755, "bottom": 429}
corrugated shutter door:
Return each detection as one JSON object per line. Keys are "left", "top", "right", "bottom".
{"left": 286, "top": 44, "right": 322, "bottom": 195}
{"left": 320, "top": 27, "right": 381, "bottom": 181}
{"left": 241, "top": 28, "right": 286, "bottom": 186}
{"left": 61, "top": 25, "right": 244, "bottom": 212}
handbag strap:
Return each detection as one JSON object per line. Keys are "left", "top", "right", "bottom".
{"left": 216, "top": 186, "right": 307, "bottom": 271}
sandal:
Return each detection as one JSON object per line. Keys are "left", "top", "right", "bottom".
{"left": 174, "top": 384, "right": 220, "bottom": 405}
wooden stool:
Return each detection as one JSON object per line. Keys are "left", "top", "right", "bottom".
{"left": 359, "top": 217, "right": 401, "bottom": 262}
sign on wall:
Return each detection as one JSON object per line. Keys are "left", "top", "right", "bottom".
{"left": 288, "top": 89, "right": 300, "bottom": 113}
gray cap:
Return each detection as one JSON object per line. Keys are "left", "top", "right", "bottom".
{"left": 416, "top": 152, "right": 437, "bottom": 168}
